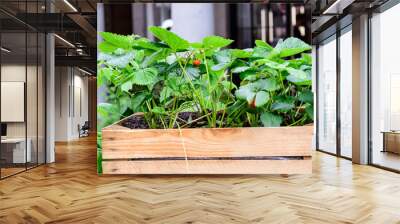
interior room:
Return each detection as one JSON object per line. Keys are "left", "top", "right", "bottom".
{"left": 0, "top": 10, "right": 46, "bottom": 177}
{"left": 370, "top": 3, "right": 400, "bottom": 171}
{"left": 0, "top": 0, "right": 400, "bottom": 223}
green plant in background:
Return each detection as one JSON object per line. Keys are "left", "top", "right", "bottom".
{"left": 96, "top": 27, "right": 313, "bottom": 173}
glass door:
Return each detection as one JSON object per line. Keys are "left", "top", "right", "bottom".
{"left": 0, "top": 1, "right": 47, "bottom": 179}
{"left": 1, "top": 30, "right": 28, "bottom": 178}
{"left": 317, "top": 35, "right": 337, "bottom": 154}
{"left": 370, "top": 3, "right": 400, "bottom": 171}
{"left": 339, "top": 26, "right": 352, "bottom": 158}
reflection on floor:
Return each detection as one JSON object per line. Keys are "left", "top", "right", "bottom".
{"left": 0, "top": 136, "right": 400, "bottom": 223}
{"left": 373, "top": 150, "right": 400, "bottom": 170}
{"left": 0, "top": 167, "right": 25, "bottom": 177}
{"left": 0, "top": 163, "right": 41, "bottom": 178}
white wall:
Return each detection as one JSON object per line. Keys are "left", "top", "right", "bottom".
{"left": 1, "top": 65, "right": 29, "bottom": 138}
{"left": 1, "top": 63, "right": 46, "bottom": 164}
{"left": 54, "top": 67, "right": 89, "bottom": 141}
{"left": 72, "top": 73, "right": 89, "bottom": 138}
{"left": 171, "top": 3, "right": 215, "bottom": 42}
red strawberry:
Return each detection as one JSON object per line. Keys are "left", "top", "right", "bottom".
{"left": 249, "top": 97, "right": 256, "bottom": 108}
{"left": 193, "top": 59, "right": 201, "bottom": 67}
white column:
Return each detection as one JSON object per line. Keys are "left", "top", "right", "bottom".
{"left": 97, "top": 3, "right": 105, "bottom": 43}
{"left": 312, "top": 46, "right": 317, "bottom": 151}
{"left": 97, "top": 3, "right": 106, "bottom": 104}
{"left": 171, "top": 3, "right": 215, "bottom": 42}
{"left": 46, "top": 32, "right": 55, "bottom": 163}
{"left": 352, "top": 14, "right": 369, "bottom": 164}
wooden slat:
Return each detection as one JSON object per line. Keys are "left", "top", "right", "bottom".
{"left": 102, "top": 158, "right": 312, "bottom": 175}
{"left": 102, "top": 125, "right": 313, "bottom": 159}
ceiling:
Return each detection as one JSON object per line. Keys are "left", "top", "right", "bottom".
{"left": 0, "top": 0, "right": 98, "bottom": 73}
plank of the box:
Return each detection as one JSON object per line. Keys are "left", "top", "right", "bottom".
{"left": 102, "top": 126, "right": 313, "bottom": 159}
{"left": 102, "top": 158, "right": 312, "bottom": 174}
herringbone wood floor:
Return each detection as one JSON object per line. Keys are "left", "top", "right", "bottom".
{"left": 1, "top": 136, "right": 400, "bottom": 224}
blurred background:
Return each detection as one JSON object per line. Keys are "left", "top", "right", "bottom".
{"left": 98, "top": 3, "right": 311, "bottom": 48}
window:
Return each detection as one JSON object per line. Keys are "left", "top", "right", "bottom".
{"left": 317, "top": 36, "right": 337, "bottom": 154}
{"left": 370, "top": 3, "right": 400, "bottom": 171}
{"left": 339, "top": 28, "right": 352, "bottom": 158}
{"left": 0, "top": 1, "right": 46, "bottom": 179}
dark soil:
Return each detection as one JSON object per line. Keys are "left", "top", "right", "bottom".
{"left": 122, "top": 115, "right": 150, "bottom": 129}
{"left": 121, "top": 112, "right": 208, "bottom": 129}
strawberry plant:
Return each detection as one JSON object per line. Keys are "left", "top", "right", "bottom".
{"left": 97, "top": 27, "right": 313, "bottom": 130}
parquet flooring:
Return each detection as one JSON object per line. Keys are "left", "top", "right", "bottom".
{"left": 1, "top": 135, "right": 400, "bottom": 224}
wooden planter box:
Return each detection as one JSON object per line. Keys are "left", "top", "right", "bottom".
{"left": 102, "top": 114, "right": 313, "bottom": 175}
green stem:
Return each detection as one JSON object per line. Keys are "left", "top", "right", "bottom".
{"left": 219, "top": 109, "right": 226, "bottom": 128}
{"left": 175, "top": 53, "right": 213, "bottom": 127}
{"left": 180, "top": 112, "right": 212, "bottom": 128}
{"left": 202, "top": 49, "right": 217, "bottom": 127}
{"left": 289, "top": 116, "right": 307, "bottom": 126}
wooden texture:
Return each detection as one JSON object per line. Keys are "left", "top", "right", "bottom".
{"left": 103, "top": 158, "right": 312, "bottom": 174}
{"left": 1, "top": 136, "right": 400, "bottom": 223}
{"left": 103, "top": 125, "right": 313, "bottom": 159}
{"left": 384, "top": 132, "right": 400, "bottom": 154}
{"left": 102, "top": 114, "right": 313, "bottom": 174}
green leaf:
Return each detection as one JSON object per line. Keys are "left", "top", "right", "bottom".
{"left": 301, "top": 53, "right": 312, "bottom": 65}
{"left": 151, "top": 106, "right": 166, "bottom": 114}
{"left": 142, "top": 49, "right": 169, "bottom": 68}
{"left": 252, "top": 46, "right": 273, "bottom": 58}
{"left": 121, "top": 80, "right": 132, "bottom": 93}
{"left": 134, "top": 50, "right": 145, "bottom": 63}
{"left": 251, "top": 58, "right": 288, "bottom": 70}
{"left": 97, "top": 67, "right": 113, "bottom": 86}
{"left": 235, "top": 81, "right": 273, "bottom": 108}
{"left": 239, "top": 69, "right": 257, "bottom": 80}
{"left": 190, "top": 42, "right": 203, "bottom": 49}
{"left": 97, "top": 103, "right": 120, "bottom": 128}
{"left": 235, "top": 87, "right": 256, "bottom": 105}
{"left": 214, "top": 49, "right": 232, "bottom": 63}
{"left": 99, "top": 42, "right": 119, "bottom": 53}
{"left": 160, "top": 86, "right": 173, "bottom": 102}
{"left": 133, "top": 38, "right": 161, "bottom": 51}
{"left": 231, "top": 66, "right": 250, "bottom": 73}
{"left": 211, "top": 63, "right": 230, "bottom": 71}
{"left": 271, "top": 97, "right": 295, "bottom": 112}
{"left": 255, "top": 40, "right": 273, "bottom": 50}
{"left": 100, "top": 32, "right": 134, "bottom": 50}
{"left": 257, "top": 78, "right": 280, "bottom": 92}
{"left": 231, "top": 49, "right": 252, "bottom": 58}
{"left": 305, "top": 103, "right": 314, "bottom": 120}
{"left": 148, "top": 26, "right": 189, "bottom": 51}
{"left": 118, "top": 95, "right": 131, "bottom": 114}
{"left": 212, "top": 50, "right": 232, "bottom": 71}
{"left": 203, "top": 36, "right": 233, "bottom": 49}
{"left": 221, "top": 80, "right": 237, "bottom": 91}
{"left": 298, "top": 90, "right": 314, "bottom": 104}
{"left": 98, "top": 52, "right": 135, "bottom": 68}
{"left": 132, "top": 67, "right": 158, "bottom": 85}
{"left": 97, "top": 103, "right": 119, "bottom": 118}
{"left": 286, "top": 68, "right": 311, "bottom": 86}
{"left": 186, "top": 66, "right": 200, "bottom": 79}
{"left": 255, "top": 91, "right": 269, "bottom": 107}
{"left": 260, "top": 112, "right": 283, "bottom": 127}
{"left": 131, "top": 92, "right": 148, "bottom": 112}
{"left": 177, "top": 101, "right": 199, "bottom": 112}
{"left": 275, "top": 37, "right": 311, "bottom": 58}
